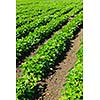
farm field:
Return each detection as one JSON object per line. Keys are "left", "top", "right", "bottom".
{"left": 16, "top": 0, "right": 83, "bottom": 100}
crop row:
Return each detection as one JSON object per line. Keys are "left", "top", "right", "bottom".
{"left": 16, "top": 3, "right": 77, "bottom": 39}
{"left": 16, "top": 12, "right": 83, "bottom": 100}
{"left": 16, "top": 1, "right": 69, "bottom": 26}
{"left": 16, "top": 7, "right": 56, "bottom": 28}
{"left": 16, "top": 3, "right": 61, "bottom": 27}
{"left": 16, "top": 0, "right": 53, "bottom": 14}
{"left": 16, "top": 0, "right": 67, "bottom": 21}
{"left": 60, "top": 42, "right": 83, "bottom": 100}
{"left": 16, "top": 0, "right": 82, "bottom": 27}
{"left": 16, "top": 5, "right": 82, "bottom": 62}
{"left": 16, "top": 0, "right": 78, "bottom": 15}
{"left": 16, "top": 6, "right": 64, "bottom": 30}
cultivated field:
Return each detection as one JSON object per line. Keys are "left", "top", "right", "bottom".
{"left": 16, "top": 0, "right": 83, "bottom": 99}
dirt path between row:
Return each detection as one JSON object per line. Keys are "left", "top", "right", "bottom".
{"left": 31, "top": 29, "right": 83, "bottom": 100}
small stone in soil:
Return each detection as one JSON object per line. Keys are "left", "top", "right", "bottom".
{"left": 50, "top": 68, "right": 53, "bottom": 70}
{"left": 46, "top": 93, "right": 49, "bottom": 96}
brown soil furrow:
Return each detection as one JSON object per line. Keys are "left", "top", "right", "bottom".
{"left": 33, "top": 29, "right": 83, "bottom": 100}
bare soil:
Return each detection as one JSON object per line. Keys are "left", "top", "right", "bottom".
{"left": 30, "top": 29, "right": 83, "bottom": 100}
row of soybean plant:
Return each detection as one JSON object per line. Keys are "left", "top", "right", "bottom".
{"left": 59, "top": 42, "right": 83, "bottom": 100}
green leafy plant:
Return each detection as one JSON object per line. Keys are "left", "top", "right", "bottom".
{"left": 59, "top": 43, "right": 83, "bottom": 100}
